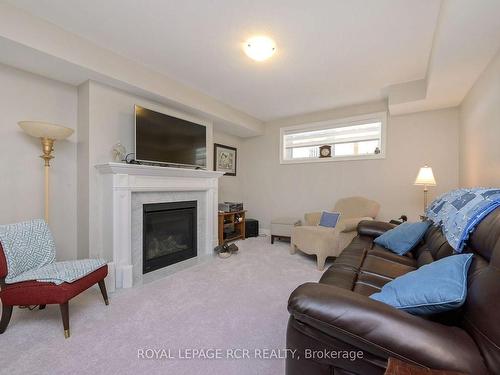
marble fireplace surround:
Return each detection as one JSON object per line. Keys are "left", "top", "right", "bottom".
{"left": 131, "top": 191, "right": 206, "bottom": 286}
{"left": 96, "top": 162, "right": 223, "bottom": 289}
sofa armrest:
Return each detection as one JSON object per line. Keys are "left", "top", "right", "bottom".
{"left": 339, "top": 217, "right": 373, "bottom": 233}
{"left": 288, "top": 283, "right": 487, "bottom": 374}
{"left": 357, "top": 220, "right": 396, "bottom": 238}
{"left": 304, "top": 212, "right": 322, "bottom": 226}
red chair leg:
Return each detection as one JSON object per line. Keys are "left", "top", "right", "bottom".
{"left": 60, "top": 302, "right": 70, "bottom": 339}
{"left": 98, "top": 280, "right": 109, "bottom": 305}
{"left": 0, "top": 303, "right": 13, "bottom": 334}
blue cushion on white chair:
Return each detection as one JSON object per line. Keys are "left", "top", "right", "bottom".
{"left": 319, "top": 211, "right": 341, "bottom": 228}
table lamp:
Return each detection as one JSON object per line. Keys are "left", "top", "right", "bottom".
{"left": 18, "top": 121, "right": 74, "bottom": 223}
{"left": 414, "top": 165, "right": 437, "bottom": 212}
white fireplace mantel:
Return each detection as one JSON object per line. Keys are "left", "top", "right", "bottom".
{"left": 96, "top": 162, "right": 224, "bottom": 179}
{"left": 96, "top": 162, "right": 224, "bottom": 289}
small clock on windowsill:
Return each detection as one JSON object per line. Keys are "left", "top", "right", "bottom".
{"left": 319, "top": 145, "right": 332, "bottom": 158}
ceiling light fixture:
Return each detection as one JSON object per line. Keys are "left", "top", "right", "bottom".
{"left": 243, "top": 36, "right": 276, "bottom": 62}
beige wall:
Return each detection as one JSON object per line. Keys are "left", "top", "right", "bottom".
{"left": 77, "top": 81, "right": 215, "bottom": 258}
{"left": 213, "top": 130, "right": 242, "bottom": 202}
{"left": 239, "top": 108, "right": 460, "bottom": 229}
{"left": 77, "top": 81, "right": 90, "bottom": 259}
{"left": 0, "top": 63, "right": 78, "bottom": 260}
{"left": 460, "top": 50, "right": 500, "bottom": 187}
{"left": 0, "top": 64, "right": 467, "bottom": 260}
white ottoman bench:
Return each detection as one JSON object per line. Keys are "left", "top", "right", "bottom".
{"left": 271, "top": 217, "right": 301, "bottom": 244}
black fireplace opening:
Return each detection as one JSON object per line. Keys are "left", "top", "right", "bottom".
{"left": 143, "top": 200, "right": 197, "bottom": 274}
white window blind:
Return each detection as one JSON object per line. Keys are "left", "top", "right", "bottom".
{"left": 280, "top": 113, "right": 386, "bottom": 164}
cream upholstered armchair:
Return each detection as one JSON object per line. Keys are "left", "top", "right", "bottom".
{"left": 291, "top": 197, "right": 380, "bottom": 270}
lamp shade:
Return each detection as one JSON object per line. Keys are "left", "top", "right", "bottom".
{"left": 18, "top": 121, "right": 74, "bottom": 140}
{"left": 414, "top": 165, "right": 436, "bottom": 186}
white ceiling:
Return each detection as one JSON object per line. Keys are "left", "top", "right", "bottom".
{"left": 6, "top": 0, "right": 442, "bottom": 121}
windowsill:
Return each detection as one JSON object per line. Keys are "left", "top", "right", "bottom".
{"left": 280, "top": 153, "right": 386, "bottom": 165}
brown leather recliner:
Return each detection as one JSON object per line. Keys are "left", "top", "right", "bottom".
{"left": 286, "top": 207, "right": 500, "bottom": 375}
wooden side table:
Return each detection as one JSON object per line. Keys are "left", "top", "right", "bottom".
{"left": 385, "top": 358, "right": 467, "bottom": 375}
{"left": 218, "top": 210, "right": 246, "bottom": 245}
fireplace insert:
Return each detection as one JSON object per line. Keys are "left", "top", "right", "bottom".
{"left": 143, "top": 200, "right": 197, "bottom": 273}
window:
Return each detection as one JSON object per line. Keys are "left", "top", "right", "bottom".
{"left": 280, "top": 112, "right": 386, "bottom": 164}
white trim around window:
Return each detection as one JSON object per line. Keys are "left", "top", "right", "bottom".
{"left": 279, "top": 111, "right": 387, "bottom": 165}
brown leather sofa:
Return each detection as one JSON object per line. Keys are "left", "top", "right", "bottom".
{"left": 286, "top": 207, "right": 500, "bottom": 375}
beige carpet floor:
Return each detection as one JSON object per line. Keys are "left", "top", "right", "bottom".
{"left": 0, "top": 236, "right": 325, "bottom": 375}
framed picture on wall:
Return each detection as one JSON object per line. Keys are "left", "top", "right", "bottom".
{"left": 214, "top": 143, "right": 237, "bottom": 176}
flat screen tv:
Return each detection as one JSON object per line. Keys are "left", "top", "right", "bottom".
{"left": 135, "top": 105, "right": 206, "bottom": 167}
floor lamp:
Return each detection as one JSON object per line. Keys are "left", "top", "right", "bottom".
{"left": 414, "top": 165, "right": 437, "bottom": 213}
{"left": 18, "top": 121, "right": 74, "bottom": 224}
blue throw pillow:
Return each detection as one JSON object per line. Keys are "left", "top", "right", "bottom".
{"left": 370, "top": 253, "right": 473, "bottom": 315}
{"left": 374, "top": 221, "right": 431, "bottom": 255}
{"left": 319, "top": 211, "right": 341, "bottom": 228}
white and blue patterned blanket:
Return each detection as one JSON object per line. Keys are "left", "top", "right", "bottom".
{"left": 426, "top": 188, "right": 500, "bottom": 252}
{"left": 0, "top": 219, "right": 106, "bottom": 285}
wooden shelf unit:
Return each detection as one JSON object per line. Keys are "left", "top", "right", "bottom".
{"left": 218, "top": 210, "right": 246, "bottom": 245}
